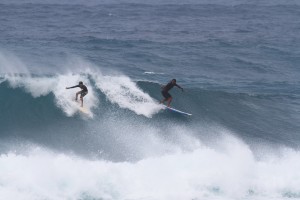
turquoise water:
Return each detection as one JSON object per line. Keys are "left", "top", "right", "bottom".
{"left": 0, "top": 1, "right": 300, "bottom": 199}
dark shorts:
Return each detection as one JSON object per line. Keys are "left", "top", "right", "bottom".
{"left": 161, "top": 90, "right": 171, "bottom": 99}
{"left": 80, "top": 91, "right": 88, "bottom": 98}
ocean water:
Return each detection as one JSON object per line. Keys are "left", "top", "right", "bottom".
{"left": 0, "top": 0, "right": 300, "bottom": 199}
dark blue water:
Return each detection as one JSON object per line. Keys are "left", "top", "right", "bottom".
{"left": 0, "top": 1, "right": 300, "bottom": 199}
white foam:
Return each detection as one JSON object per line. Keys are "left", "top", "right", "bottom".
{"left": 92, "top": 73, "right": 161, "bottom": 118}
{"left": 1, "top": 135, "right": 300, "bottom": 200}
{"left": 4, "top": 71, "right": 162, "bottom": 118}
{"left": 0, "top": 51, "right": 29, "bottom": 75}
{"left": 0, "top": 77, "right": 6, "bottom": 84}
{"left": 144, "top": 71, "right": 165, "bottom": 75}
{"left": 6, "top": 75, "right": 56, "bottom": 97}
{"left": 5, "top": 74, "right": 98, "bottom": 118}
{"left": 0, "top": 52, "right": 161, "bottom": 118}
{"left": 54, "top": 74, "right": 98, "bottom": 117}
{"left": 0, "top": 51, "right": 99, "bottom": 117}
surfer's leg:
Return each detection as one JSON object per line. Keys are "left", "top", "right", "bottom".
{"left": 160, "top": 98, "right": 166, "bottom": 104}
{"left": 167, "top": 97, "right": 172, "bottom": 107}
{"left": 160, "top": 92, "right": 165, "bottom": 104}
{"left": 161, "top": 91, "right": 169, "bottom": 104}
{"left": 165, "top": 92, "right": 172, "bottom": 107}
{"left": 75, "top": 91, "right": 81, "bottom": 101}
{"left": 80, "top": 91, "right": 88, "bottom": 107}
{"left": 79, "top": 92, "right": 84, "bottom": 107}
{"left": 80, "top": 97, "right": 83, "bottom": 107}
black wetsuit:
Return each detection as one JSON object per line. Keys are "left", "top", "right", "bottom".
{"left": 68, "top": 84, "right": 88, "bottom": 97}
{"left": 161, "top": 81, "right": 180, "bottom": 99}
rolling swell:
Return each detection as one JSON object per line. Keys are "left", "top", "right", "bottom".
{"left": 1, "top": 75, "right": 298, "bottom": 160}
{"left": 0, "top": 80, "right": 90, "bottom": 156}
{"left": 0, "top": 74, "right": 190, "bottom": 160}
{"left": 1, "top": 75, "right": 300, "bottom": 199}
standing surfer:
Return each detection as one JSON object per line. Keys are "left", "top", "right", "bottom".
{"left": 160, "top": 79, "right": 183, "bottom": 107}
{"left": 66, "top": 81, "right": 88, "bottom": 107}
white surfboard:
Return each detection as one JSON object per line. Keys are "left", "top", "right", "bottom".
{"left": 78, "top": 106, "right": 89, "bottom": 114}
{"left": 162, "top": 105, "right": 192, "bottom": 116}
{"left": 73, "top": 99, "right": 90, "bottom": 115}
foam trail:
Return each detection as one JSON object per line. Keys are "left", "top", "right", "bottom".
{"left": 144, "top": 71, "right": 165, "bottom": 75}
{"left": 1, "top": 136, "right": 300, "bottom": 200}
{"left": 92, "top": 73, "right": 161, "bottom": 118}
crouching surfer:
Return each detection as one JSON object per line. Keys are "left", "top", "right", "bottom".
{"left": 66, "top": 81, "right": 88, "bottom": 107}
{"left": 160, "top": 79, "right": 183, "bottom": 107}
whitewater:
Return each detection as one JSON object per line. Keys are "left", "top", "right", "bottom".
{"left": 1, "top": 0, "right": 300, "bottom": 200}
{"left": 1, "top": 59, "right": 300, "bottom": 200}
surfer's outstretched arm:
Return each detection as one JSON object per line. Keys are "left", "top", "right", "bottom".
{"left": 175, "top": 84, "right": 184, "bottom": 91}
{"left": 66, "top": 85, "right": 79, "bottom": 89}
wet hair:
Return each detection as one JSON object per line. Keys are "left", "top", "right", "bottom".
{"left": 79, "top": 81, "right": 83, "bottom": 85}
{"left": 172, "top": 79, "right": 176, "bottom": 82}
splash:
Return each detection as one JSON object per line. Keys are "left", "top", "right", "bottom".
{"left": 92, "top": 73, "right": 161, "bottom": 118}
{"left": 1, "top": 135, "right": 300, "bottom": 200}
{"left": 4, "top": 74, "right": 98, "bottom": 118}
{"left": 3, "top": 72, "right": 163, "bottom": 118}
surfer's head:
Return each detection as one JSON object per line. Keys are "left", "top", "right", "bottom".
{"left": 171, "top": 79, "right": 176, "bottom": 84}
{"left": 79, "top": 81, "right": 83, "bottom": 85}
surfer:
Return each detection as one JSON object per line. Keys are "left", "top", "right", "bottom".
{"left": 66, "top": 81, "right": 88, "bottom": 107}
{"left": 160, "top": 79, "right": 183, "bottom": 107}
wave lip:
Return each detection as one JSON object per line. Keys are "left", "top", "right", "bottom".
{"left": 3, "top": 73, "right": 98, "bottom": 118}
{"left": 92, "top": 73, "right": 161, "bottom": 118}
{"left": 1, "top": 71, "right": 162, "bottom": 118}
